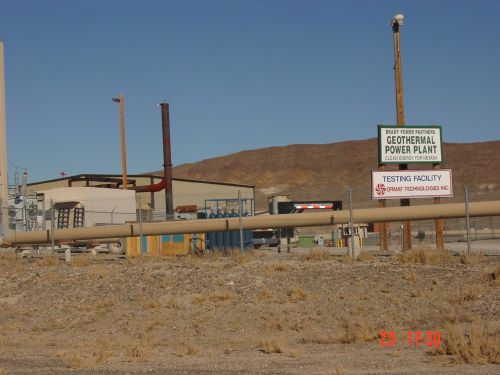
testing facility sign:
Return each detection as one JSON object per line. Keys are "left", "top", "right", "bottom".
{"left": 378, "top": 125, "right": 443, "bottom": 164}
{"left": 372, "top": 169, "right": 453, "bottom": 200}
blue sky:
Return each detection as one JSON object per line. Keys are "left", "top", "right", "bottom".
{"left": 1, "top": 0, "right": 499, "bottom": 182}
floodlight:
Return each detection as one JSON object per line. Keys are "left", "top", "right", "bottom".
{"left": 392, "top": 14, "right": 405, "bottom": 26}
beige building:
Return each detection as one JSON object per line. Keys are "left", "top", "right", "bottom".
{"left": 26, "top": 174, "right": 255, "bottom": 220}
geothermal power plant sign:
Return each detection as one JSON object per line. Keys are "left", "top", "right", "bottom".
{"left": 378, "top": 125, "right": 443, "bottom": 164}
{"left": 371, "top": 170, "right": 453, "bottom": 199}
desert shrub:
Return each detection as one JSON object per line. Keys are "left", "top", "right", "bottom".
{"left": 228, "top": 249, "right": 255, "bottom": 265}
{"left": 70, "top": 254, "right": 91, "bottom": 267}
{"left": 175, "top": 343, "right": 199, "bottom": 356}
{"left": 452, "top": 283, "right": 487, "bottom": 304}
{"left": 436, "top": 323, "right": 500, "bottom": 364}
{"left": 287, "top": 287, "right": 308, "bottom": 303}
{"left": 38, "top": 255, "right": 59, "bottom": 267}
{"left": 126, "top": 338, "right": 151, "bottom": 360}
{"left": 338, "top": 318, "right": 377, "bottom": 344}
{"left": 398, "top": 248, "right": 454, "bottom": 265}
{"left": 260, "top": 338, "right": 286, "bottom": 354}
{"left": 262, "top": 262, "right": 293, "bottom": 274}
{"left": 300, "top": 249, "right": 329, "bottom": 261}
{"left": 459, "top": 252, "right": 485, "bottom": 265}
{"left": 0, "top": 252, "right": 17, "bottom": 266}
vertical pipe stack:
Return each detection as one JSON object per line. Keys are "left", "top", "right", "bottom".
{"left": 160, "top": 103, "right": 174, "bottom": 220}
{"left": 0, "top": 41, "right": 9, "bottom": 236}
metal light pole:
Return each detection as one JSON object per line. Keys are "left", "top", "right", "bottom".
{"left": 391, "top": 14, "right": 412, "bottom": 251}
{"left": 0, "top": 41, "right": 9, "bottom": 236}
{"left": 112, "top": 95, "right": 128, "bottom": 190}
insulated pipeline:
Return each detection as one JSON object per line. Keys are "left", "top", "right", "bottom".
{"left": 2, "top": 200, "right": 500, "bottom": 246}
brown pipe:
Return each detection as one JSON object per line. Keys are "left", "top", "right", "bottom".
{"left": 2, "top": 200, "right": 500, "bottom": 246}
{"left": 134, "top": 103, "right": 174, "bottom": 218}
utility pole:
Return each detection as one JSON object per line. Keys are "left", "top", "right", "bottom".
{"left": 112, "top": 95, "right": 128, "bottom": 190}
{"left": 0, "top": 41, "right": 9, "bottom": 236}
{"left": 392, "top": 14, "right": 412, "bottom": 251}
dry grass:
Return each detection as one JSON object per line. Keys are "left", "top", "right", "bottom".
{"left": 300, "top": 249, "right": 329, "bottom": 261}
{"left": 260, "top": 338, "right": 286, "bottom": 354}
{"left": 261, "top": 316, "right": 284, "bottom": 332}
{"left": 81, "top": 297, "right": 117, "bottom": 313}
{"left": 452, "top": 283, "right": 487, "bottom": 304}
{"left": 262, "top": 261, "right": 294, "bottom": 274}
{"left": 87, "top": 265, "right": 111, "bottom": 280}
{"left": 0, "top": 252, "right": 17, "bottom": 266}
{"left": 288, "top": 287, "right": 308, "bottom": 303}
{"left": 0, "top": 368, "right": 7, "bottom": 375}
{"left": 176, "top": 343, "right": 199, "bottom": 357}
{"left": 228, "top": 249, "right": 255, "bottom": 265}
{"left": 209, "top": 290, "right": 235, "bottom": 302}
{"left": 338, "top": 318, "right": 377, "bottom": 344}
{"left": 164, "top": 297, "right": 180, "bottom": 309}
{"left": 192, "top": 294, "right": 206, "bottom": 305}
{"left": 258, "top": 287, "right": 272, "bottom": 300}
{"left": 70, "top": 254, "right": 91, "bottom": 267}
{"left": 64, "top": 352, "right": 87, "bottom": 369}
{"left": 127, "top": 337, "right": 151, "bottom": 360}
{"left": 459, "top": 253, "right": 485, "bottom": 265}
{"left": 485, "top": 265, "right": 500, "bottom": 287}
{"left": 398, "top": 248, "right": 454, "bottom": 265}
{"left": 37, "top": 255, "right": 59, "bottom": 267}
{"left": 299, "top": 330, "right": 337, "bottom": 345}
{"left": 435, "top": 323, "right": 500, "bottom": 364}
{"left": 287, "top": 348, "right": 303, "bottom": 358}
{"left": 94, "top": 339, "right": 113, "bottom": 364}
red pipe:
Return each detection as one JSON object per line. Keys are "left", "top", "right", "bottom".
{"left": 134, "top": 103, "right": 174, "bottom": 218}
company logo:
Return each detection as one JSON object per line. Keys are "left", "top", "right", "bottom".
{"left": 375, "top": 183, "right": 386, "bottom": 196}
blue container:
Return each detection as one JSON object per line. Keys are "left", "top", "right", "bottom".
{"left": 243, "top": 210, "right": 253, "bottom": 249}
{"left": 229, "top": 210, "right": 240, "bottom": 249}
{"left": 215, "top": 211, "right": 224, "bottom": 251}
{"left": 207, "top": 212, "right": 216, "bottom": 251}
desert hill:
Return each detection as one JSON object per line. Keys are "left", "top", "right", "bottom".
{"left": 169, "top": 138, "right": 500, "bottom": 211}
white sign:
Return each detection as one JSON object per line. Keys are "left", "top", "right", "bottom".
{"left": 371, "top": 169, "right": 453, "bottom": 199}
{"left": 378, "top": 125, "right": 443, "bottom": 164}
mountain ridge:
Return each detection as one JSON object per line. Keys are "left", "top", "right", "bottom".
{"left": 162, "top": 138, "right": 500, "bottom": 210}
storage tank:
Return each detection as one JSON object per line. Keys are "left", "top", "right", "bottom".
{"left": 269, "top": 195, "right": 291, "bottom": 215}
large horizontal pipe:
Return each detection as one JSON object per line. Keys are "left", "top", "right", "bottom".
{"left": 2, "top": 200, "right": 500, "bottom": 246}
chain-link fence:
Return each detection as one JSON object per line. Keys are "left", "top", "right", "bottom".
{"left": 1, "top": 185, "right": 499, "bottom": 258}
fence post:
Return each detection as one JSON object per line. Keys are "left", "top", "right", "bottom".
{"left": 50, "top": 199, "right": 55, "bottom": 252}
{"left": 348, "top": 187, "right": 355, "bottom": 258}
{"left": 0, "top": 197, "right": 3, "bottom": 236}
{"left": 138, "top": 196, "right": 144, "bottom": 256}
{"left": 464, "top": 185, "right": 471, "bottom": 256}
{"left": 238, "top": 191, "right": 243, "bottom": 252}
{"left": 493, "top": 216, "right": 495, "bottom": 240}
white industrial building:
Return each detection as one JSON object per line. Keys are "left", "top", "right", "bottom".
{"left": 26, "top": 174, "right": 255, "bottom": 221}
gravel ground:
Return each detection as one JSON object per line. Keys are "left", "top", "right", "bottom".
{"left": 0, "top": 246, "right": 498, "bottom": 374}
